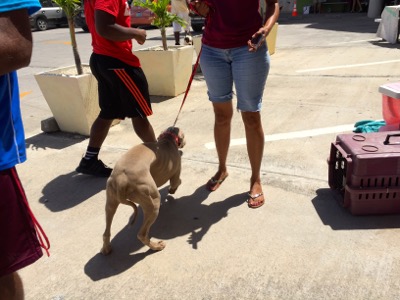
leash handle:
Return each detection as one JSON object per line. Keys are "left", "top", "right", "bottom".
{"left": 173, "top": 46, "right": 202, "bottom": 127}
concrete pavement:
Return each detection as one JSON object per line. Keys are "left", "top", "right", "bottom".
{"left": 17, "top": 13, "right": 400, "bottom": 299}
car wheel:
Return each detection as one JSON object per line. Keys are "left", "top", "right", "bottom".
{"left": 36, "top": 18, "right": 48, "bottom": 31}
{"left": 192, "top": 24, "right": 203, "bottom": 32}
{"left": 82, "top": 25, "right": 89, "bottom": 32}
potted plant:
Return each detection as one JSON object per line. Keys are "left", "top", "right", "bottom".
{"left": 134, "top": 0, "right": 186, "bottom": 50}
{"left": 54, "top": 0, "right": 83, "bottom": 74}
{"left": 132, "top": 0, "right": 194, "bottom": 96}
{"left": 34, "top": 0, "right": 102, "bottom": 136}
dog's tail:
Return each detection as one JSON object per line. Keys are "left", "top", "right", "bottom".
{"left": 126, "top": 200, "right": 138, "bottom": 225}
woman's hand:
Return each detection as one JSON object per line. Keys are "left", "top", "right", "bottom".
{"left": 248, "top": 27, "right": 269, "bottom": 52}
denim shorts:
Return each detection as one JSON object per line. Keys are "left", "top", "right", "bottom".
{"left": 200, "top": 43, "right": 270, "bottom": 112}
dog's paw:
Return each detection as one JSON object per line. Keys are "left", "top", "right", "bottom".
{"left": 168, "top": 187, "right": 178, "bottom": 194}
{"left": 149, "top": 240, "right": 166, "bottom": 251}
{"left": 100, "top": 245, "right": 112, "bottom": 255}
{"left": 168, "top": 178, "right": 181, "bottom": 194}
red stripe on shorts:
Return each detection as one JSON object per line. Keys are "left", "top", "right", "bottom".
{"left": 114, "top": 69, "right": 153, "bottom": 116}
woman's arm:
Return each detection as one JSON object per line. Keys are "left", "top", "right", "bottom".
{"left": 248, "top": 0, "right": 280, "bottom": 51}
{"left": 263, "top": 0, "right": 280, "bottom": 34}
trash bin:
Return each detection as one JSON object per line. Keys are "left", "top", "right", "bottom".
{"left": 266, "top": 23, "right": 278, "bottom": 55}
{"left": 368, "top": 0, "right": 385, "bottom": 18}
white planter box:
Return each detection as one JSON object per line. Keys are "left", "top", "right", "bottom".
{"left": 133, "top": 45, "right": 194, "bottom": 97}
{"left": 192, "top": 35, "right": 202, "bottom": 56}
{"left": 35, "top": 65, "right": 99, "bottom": 136}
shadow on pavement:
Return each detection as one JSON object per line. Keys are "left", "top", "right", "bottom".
{"left": 84, "top": 215, "right": 155, "bottom": 282}
{"left": 84, "top": 186, "right": 245, "bottom": 281}
{"left": 150, "top": 95, "right": 174, "bottom": 104}
{"left": 312, "top": 188, "right": 400, "bottom": 230}
{"left": 370, "top": 40, "right": 400, "bottom": 49}
{"left": 279, "top": 13, "right": 379, "bottom": 34}
{"left": 153, "top": 186, "right": 246, "bottom": 250}
{"left": 26, "top": 132, "right": 86, "bottom": 150}
{"left": 39, "top": 172, "right": 107, "bottom": 212}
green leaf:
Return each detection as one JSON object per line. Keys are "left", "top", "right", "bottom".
{"left": 132, "top": 0, "right": 187, "bottom": 49}
{"left": 52, "top": 0, "right": 81, "bottom": 17}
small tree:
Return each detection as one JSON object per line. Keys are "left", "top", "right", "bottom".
{"left": 133, "top": 0, "right": 186, "bottom": 51}
{"left": 53, "top": 0, "right": 83, "bottom": 75}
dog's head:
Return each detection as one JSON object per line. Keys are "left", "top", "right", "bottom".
{"left": 184, "top": 35, "right": 193, "bottom": 46}
{"left": 157, "top": 126, "right": 186, "bottom": 149}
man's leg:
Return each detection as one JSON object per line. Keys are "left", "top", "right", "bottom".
{"left": 0, "top": 272, "right": 24, "bottom": 300}
{"left": 76, "top": 117, "right": 114, "bottom": 177}
{"left": 87, "top": 117, "right": 113, "bottom": 148}
{"left": 132, "top": 117, "right": 156, "bottom": 143}
{"left": 173, "top": 21, "right": 181, "bottom": 45}
{"left": 174, "top": 31, "right": 180, "bottom": 45}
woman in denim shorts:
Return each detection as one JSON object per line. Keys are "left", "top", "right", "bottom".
{"left": 191, "top": 0, "right": 280, "bottom": 208}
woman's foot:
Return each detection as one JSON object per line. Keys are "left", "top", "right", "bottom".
{"left": 206, "top": 171, "right": 229, "bottom": 191}
{"left": 247, "top": 181, "right": 264, "bottom": 208}
{"left": 247, "top": 192, "right": 265, "bottom": 208}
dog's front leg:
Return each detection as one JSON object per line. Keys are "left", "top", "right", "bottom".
{"left": 168, "top": 171, "right": 181, "bottom": 194}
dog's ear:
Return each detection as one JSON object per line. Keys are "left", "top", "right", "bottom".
{"left": 177, "top": 128, "right": 186, "bottom": 149}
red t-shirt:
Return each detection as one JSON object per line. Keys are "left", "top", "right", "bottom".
{"left": 202, "top": 0, "right": 263, "bottom": 49}
{"left": 84, "top": 0, "right": 141, "bottom": 67}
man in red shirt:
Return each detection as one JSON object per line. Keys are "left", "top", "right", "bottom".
{"left": 76, "top": 0, "right": 157, "bottom": 177}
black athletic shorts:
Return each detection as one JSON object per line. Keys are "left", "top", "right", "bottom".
{"left": 90, "top": 53, "right": 153, "bottom": 119}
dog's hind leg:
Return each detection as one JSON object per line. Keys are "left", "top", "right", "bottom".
{"left": 122, "top": 199, "right": 138, "bottom": 225}
{"left": 101, "top": 184, "right": 119, "bottom": 255}
{"left": 136, "top": 188, "right": 165, "bottom": 251}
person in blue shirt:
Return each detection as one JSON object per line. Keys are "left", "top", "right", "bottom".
{"left": 0, "top": 1, "right": 50, "bottom": 298}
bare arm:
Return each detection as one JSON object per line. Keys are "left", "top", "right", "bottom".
{"left": 263, "top": 0, "right": 280, "bottom": 33}
{"left": 0, "top": 9, "right": 33, "bottom": 76}
{"left": 95, "top": 10, "right": 147, "bottom": 45}
{"left": 248, "top": 0, "right": 280, "bottom": 52}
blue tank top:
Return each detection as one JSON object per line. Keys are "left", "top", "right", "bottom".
{"left": 0, "top": 0, "right": 41, "bottom": 171}
{"left": 0, "top": 73, "right": 27, "bottom": 170}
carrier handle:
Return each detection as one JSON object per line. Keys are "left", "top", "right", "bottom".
{"left": 383, "top": 133, "right": 400, "bottom": 145}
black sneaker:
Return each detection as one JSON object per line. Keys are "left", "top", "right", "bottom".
{"left": 75, "top": 158, "right": 113, "bottom": 177}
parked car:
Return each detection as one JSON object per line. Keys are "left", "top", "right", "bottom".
{"left": 74, "top": 4, "right": 155, "bottom": 32}
{"left": 189, "top": 11, "right": 205, "bottom": 32}
{"left": 74, "top": 5, "right": 88, "bottom": 32}
{"left": 30, "top": 0, "right": 68, "bottom": 31}
{"left": 130, "top": 5, "right": 155, "bottom": 27}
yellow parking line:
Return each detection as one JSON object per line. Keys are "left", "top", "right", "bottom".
{"left": 20, "top": 91, "right": 32, "bottom": 98}
{"left": 44, "top": 40, "right": 71, "bottom": 45}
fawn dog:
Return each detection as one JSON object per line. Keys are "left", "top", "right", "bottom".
{"left": 101, "top": 127, "right": 185, "bottom": 254}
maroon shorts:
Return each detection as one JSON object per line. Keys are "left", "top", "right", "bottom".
{"left": 0, "top": 167, "right": 46, "bottom": 277}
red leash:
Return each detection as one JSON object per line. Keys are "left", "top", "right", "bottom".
{"left": 173, "top": 46, "right": 202, "bottom": 127}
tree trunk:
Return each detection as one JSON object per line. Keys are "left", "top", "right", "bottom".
{"left": 161, "top": 27, "right": 168, "bottom": 51}
{"left": 68, "top": 17, "right": 83, "bottom": 75}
